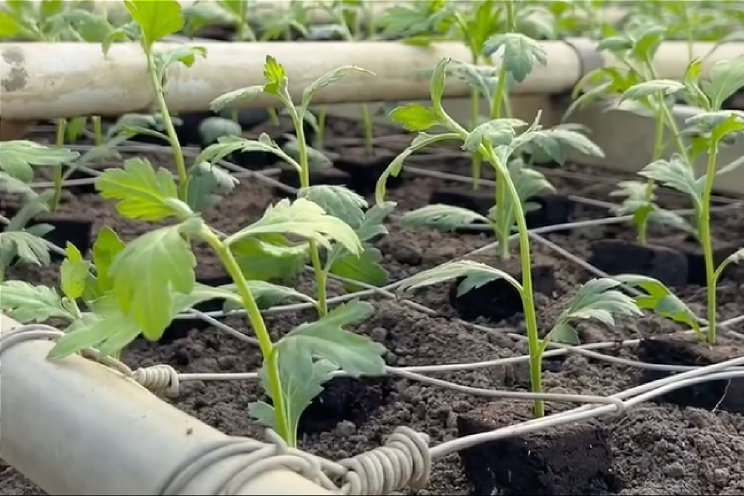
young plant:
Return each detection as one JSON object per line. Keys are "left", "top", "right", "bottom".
{"left": 565, "top": 25, "right": 693, "bottom": 245}
{"left": 1, "top": 155, "right": 387, "bottom": 447}
{"left": 378, "top": 58, "right": 603, "bottom": 416}
{"left": 182, "top": 0, "right": 257, "bottom": 41}
{"left": 621, "top": 56, "right": 744, "bottom": 344}
{"left": 210, "top": 55, "right": 383, "bottom": 316}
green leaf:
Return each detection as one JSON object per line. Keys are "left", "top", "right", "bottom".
{"left": 227, "top": 198, "right": 362, "bottom": 255}
{"left": 430, "top": 57, "right": 450, "bottom": 109}
{"left": 464, "top": 118, "right": 526, "bottom": 153}
{"left": 329, "top": 247, "right": 388, "bottom": 291}
{"left": 186, "top": 161, "right": 238, "bottom": 213}
{"left": 401, "top": 204, "right": 488, "bottom": 231}
{"left": 0, "top": 231, "right": 51, "bottom": 269}
{"left": 281, "top": 300, "right": 385, "bottom": 377}
{"left": 716, "top": 247, "right": 744, "bottom": 282}
{"left": 355, "top": 201, "right": 396, "bottom": 242}
{"left": 620, "top": 79, "right": 685, "bottom": 102}
{"left": 101, "top": 23, "right": 139, "bottom": 55}
{"left": 389, "top": 104, "right": 441, "bottom": 132}
{"left": 297, "top": 185, "right": 367, "bottom": 229}
{"left": 91, "top": 227, "right": 125, "bottom": 295}
{"left": 263, "top": 55, "right": 287, "bottom": 95}
{"left": 638, "top": 156, "right": 704, "bottom": 209}
{"left": 0, "top": 11, "right": 24, "bottom": 38}
{"left": 65, "top": 116, "right": 88, "bottom": 144}
{"left": 60, "top": 243, "right": 89, "bottom": 301}
{"left": 155, "top": 45, "right": 207, "bottom": 84}
{"left": 448, "top": 61, "right": 497, "bottom": 108}
{"left": 96, "top": 157, "right": 193, "bottom": 221}
{"left": 398, "top": 260, "right": 521, "bottom": 297}
{"left": 683, "top": 58, "right": 710, "bottom": 109}
{"left": 0, "top": 172, "right": 34, "bottom": 195}
{"left": 210, "top": 85, "right": 265, "bottom": 112}
{"left": 109, "top": 222, "right": 198, "bottom": 340}
{"left": 198, "top": 116, "right": 242, "bottom": 145}
{"left": 0, "top": 140, "right": 79, "bottom": 183}
{"left": 232, "top": 234, "right": 308, "bottom": 283}
{"left": 281, "top": 139, "right": 331, "bottom": 171}
{"left": 0, "top": 281, "right": 73, "bottom": 323}
{"left": 703, "top": 56, "right": 744, "bottom": 110}
{"left": 483, "top": 33, "right": 547, "bottom": 83}
{"left": 548, "top": 323, "right": 580, "bottom": 346}
{"left": 597, "top": 36, "right": 633, "bottom": 53}
{"left": 630, "top": 25, "right": 665, "bottom": 62}
{"left": 218, "top": 280, "right": 315, "bottom": 312}
{"left": 301, "top": 65, "right": 373, "bottom": 111}
{"left": 515, "top": 126, "right": 605, "bottom": 164}
{"left": 613, "top": 274, "right": 701, "bottom": 334}
{"left": 124, "top": 0, "right": 184, "bottom": 48}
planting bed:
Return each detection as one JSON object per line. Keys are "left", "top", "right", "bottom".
{"left": 2, "top": 114, "right": 744, "bottom": 495}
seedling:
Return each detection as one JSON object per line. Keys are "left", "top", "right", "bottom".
{"left": 210, "top": 55, "right": 386, "bottom": 316}
{"left": 618, "top": 56, "right": 744, "bottom": 344}
{"left": 565, "top": 25, "right": 694, "bottom": 245}
{"left": 182, "top": 0, "right": 257, "bottom": 41}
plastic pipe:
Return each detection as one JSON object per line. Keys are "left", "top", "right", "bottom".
{"left": 1, "top": 39, "right": 587, "bottom": 120}
{"left": 0, "top": 313, "right": 334, "bottom": 495}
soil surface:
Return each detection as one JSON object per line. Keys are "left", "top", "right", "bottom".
{"left": 2, "top": 117, "right": 744, "bottom": 495}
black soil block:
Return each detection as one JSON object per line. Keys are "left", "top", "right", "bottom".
{"left": 333, "top": 146, "right": 401, "bottom": 195}
{"left": 637, "top": 334, "right": 744, "bottom": 413}
{"left": 588, "top": 239, "right": 689, "bottom": 287}
{"left": 458, "top": 401, "right": 617, "bottom": 495}
{"left": 449, "top": 263, "right": 556, "bottom": 322}
{"left": 657, "top": 235, "right": 740, "bottom": 286}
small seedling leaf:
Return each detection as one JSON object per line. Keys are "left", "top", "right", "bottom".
{"left": 401, "top": 204, "right": 488, "bottom": 232}
{"left": 156, "top": 45, "right": 206, "bottom": 84}
{"left": 282, "top": 300, "right": 385, "bottom": 377}
{"left": 298, "top": 185, "right": 367, "bottom": 229}
{"left": 124, "top": 0, "right": 184, "bottom": 48}
{"left": 232, "top": 234, "right": 308, "bottom": 283}
{"left": 448, "top": 61, "right": 497, "bottom": 108}
{"left": 515, "top": 126, "right": 604, "bottom": 164}
{"left": 92, "top": 227, "right": 125, "bottom": 294}
{"left": 398, "top": 260, "right": 521, "bottom": 297}
{"left": 198, "top": 116, "right": 242, "bottom": 146}
{"left": 187, "top": 161, "right": 238, "bottom": 213}
{"left": 703, "top": 56, "right": 744, "bottom": 111}
{"left": 613, "top": 274, "right": 701, "bottom": 334}
{"left": 464, "top": 118, "right": 526, "bottom": 152}
{"left": 483, "top": 33, "right": 547, "bottom": 83}
{"left": 0, "top": 230, "right": 51, "bottom": 270}
{"left": 210, "top": 86, "right": 265, "bottom": 112}
{"left": 553, "top": 277, "right": 642, "bottom": 330}
{"left": 228, "top": 198, "right": 362, "bottom": 255}
{"left": 60, "top": 242, "right": 90, "bottom": 301}
{"left": 96, "top": 157, "right": 193, "bottom": 221}
{"left": 301, "top": 65, "right": 373, "bottom": 111}
{"left": 108, "top": 223, "right": 198, "bottom": 340}
{"left": 430, "top": 57, "right": 450, "bottom": 109}
{"left": 355, "top": 202, "right": 396, "bottom": 243}
{"left": 0, "top": 140, "right": 79, "bottom": 183}
{"left": 389, "top": 104, "right": 441, "bottom": 132}
{"left": 638, "top": 156, "right": 704, "bottom": 209}
{"left": 263, "top": 55, "right": 287, "bottom": 95}
{"left": 620, "top": 79, "right": 685, "bottom": 102}
{"left": 328, "top": 246, "right": 388, "bottom": 291}
{"left": 0, "top": 280, "right": 73, "bottom": 323}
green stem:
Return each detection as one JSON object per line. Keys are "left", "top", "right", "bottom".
{"left": 202, "top": 227, "right": 290, "bottom": 443}
{"left": 146, "top": 50, "right": 189, "bottom": 201}
{"left": 292, "top": 107, "right": 328, "bottom": 316}
{"left": 484, "top": 145, "right": 543, "bottom": 417}
{"left": 639, "top": 95, "right": 667, "bottom": 246}
{"left": 92, "top": 116, "right": 103, "bottom": 146}
{"left": 316, "top": 106, "right": 327, "bottom": 150}
{"left": 361, "top": 103, "right": 374, "bottom": 155}
{"left": 496, "top": 178, "right": 510, "bottom": 260}
{"left": 267, "top": 107, "right": 281, "bottom": 127}
{"left": 700, "top": 144, "right": 718, "bottom": 345}
{"left": 50, "top": 118, "right": 67, "bottom": 213}
{"left": 471, "top": 89, "right": 482, "bottom": 191}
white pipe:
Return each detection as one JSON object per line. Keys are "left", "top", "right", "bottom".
{"left": 0, "top": 313, "right": 333, "bottom": 495}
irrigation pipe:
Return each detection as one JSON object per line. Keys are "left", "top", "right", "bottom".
{"left": 3, "top": 39, "right": 743, "bottom": 120}
{"left": 0, "top": 315, "right": 335, "bottom": 495}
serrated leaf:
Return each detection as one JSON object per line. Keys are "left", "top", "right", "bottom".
{"left": 0, "top": 172, "right": 34, "bottom": 195}
{"left": 96, "top": 157, "right": 192, "bottom": 221}
{"left": 614, "top": 274, "right": 701, "bottom": 335}
{"left": 263, "top": 55, "right": 287, "bottom": 95}
{"left": 703, "top": 56, "right": 744, "bottom": 110}
{"left": 549, "top": 323, "right": 580, "bottom": 345}
{"left": 389, "top": 104, "right": 441, "bottom": 132}
{"left": 108, "top": 223, "right": 197, "bottom": 340}
{"left": 464, "top": 118, "right": 526, "bottom": 152}
{"left": 401, "top": 204, "right": 488, "bottom": 232}
{"left": 376, "top": 133, "right": 460, "bottom": 205}
{"left": 232, "top": 234, "right": 308, "bottom": 283}
{"left": 124, "top": 0, "right": 184, "bottom": 48}
{"left": 227, "top": 198, "right": 362, "bottom": 255}
{"left": 92, "top": 227, "right": 125, "bottom": 294}
{"left": 298, "top": 185, "right": 366, "bottom": 228}
{"left": 448, "top": 60, "right": 497, "bottom": 108}
{"left": 515, "top": 126, "right": 604, "bottom": 164}
{"left": 60, "top": 242, "right": 89, "bottom": 301}
{"left": 210, "top": 85, "right": 265, "bottom": 112}
{"left": 329, "top": 247, "right": 388, "bottom": 291}
{"left": 155, "top": 45, "right": 206, "bottom": 84}
{"left": 483, "top": 33, "right": 547, "bottom": 83}
{"left": 355, "top": 202, "right": 396, "bottom": 242}
{"left": 0, "top": 231, "right": 51, "bottom": 269}
{"left": 301, "top": 65, "right": 373, "bottom": 111}
{"left": 0, "top": 140, "right": 79, "bottom": 183}
{"left": 219, "top": 280, "right": 315, "bottom": 312}
{"left": 0, "top": 280, "right": 73, "bottom": 323}
{"left": 281, "top": 300, "right": 385, "bottom": 377}
{"left": 398, "top": 260, "right": 521, "bottom": 297}
{"left": 638, "top": 156, "right": 704, "bottom": 209}
{"left": 187, "top": 161, "right": 238, "bottom": 213}
{"left": 620, "top": 79, "right": 685, "bottom": 102}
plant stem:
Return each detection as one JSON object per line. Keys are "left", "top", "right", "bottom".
{"left": 639, "top": 95, "right": 667, "bottom": 246}
{"left": 145, "top": 50, "right": 189, "bottom": 201}
{"left": 201, "top": 227, "right": 290, "bottom": 443}
{"left": 49, "top": 118, "right": 67, "bottom": 213}
{"left": 361, "top": 103, "right": 373, "bottom": 156}
{"left": 700, "top": 144, "right": 718, "bottom": 345}
{"left": 316, "top": 106, "right": 327, "bottom": 150}
{"left": 292, "top": 108, "right": 328, "bottom": 316}
{"left": 92, "top": 116, "right": 103, "bottom": 146}
{"left": 484, "top": 146, "right": 543, "bottom": 417}
{"left": 267, "top": 107, "right": 281, "bottom": 127}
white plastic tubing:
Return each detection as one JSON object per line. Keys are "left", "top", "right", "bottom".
{"left": 3, "top": 39, "right": 740, "bottom": 121}
{"left": 0, "top": 313, "right": 333, "bottom": 495}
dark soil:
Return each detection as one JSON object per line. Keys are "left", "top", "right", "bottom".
{"left": 2, "top": 117, "right": 744, "bottom": 495}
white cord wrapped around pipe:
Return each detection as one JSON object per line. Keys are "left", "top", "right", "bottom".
{"left": 0, "top": 313, "right": 333, "bottom": 495}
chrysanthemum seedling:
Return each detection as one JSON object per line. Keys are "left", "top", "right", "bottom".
{"left": 209, "top": 55, "right": 388, "bottom": 316}
{"left": 2, "top": 154, "right": 387, "bottom": 447}
{"left": 620, "top": 56, "right": 744, "bottom": 344}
